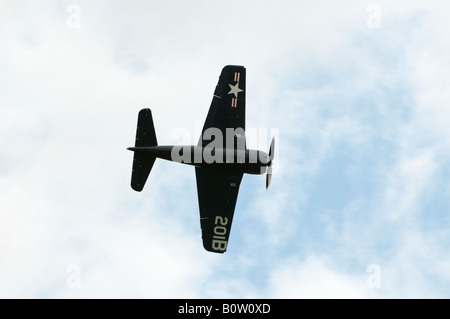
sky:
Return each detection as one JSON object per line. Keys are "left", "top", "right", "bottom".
{"left": 1, "top": 0, "right": 450, "bottom": 298}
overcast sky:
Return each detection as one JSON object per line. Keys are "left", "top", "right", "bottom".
{"left": 1, "top": 0, "right": 450, "bottom": 298}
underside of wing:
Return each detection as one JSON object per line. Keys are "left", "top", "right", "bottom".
{"left": 195, "top": 167, "right": 244, "bottom": 253}
{"left": 198, "top": 65, "right": 246, "bottom": 149}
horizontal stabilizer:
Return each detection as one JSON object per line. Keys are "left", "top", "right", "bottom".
{"left": 130, "top": 109, "right": 158, "bottom": 192}
{"left": 135, "top": 108, "right": 157, "bottom": 147}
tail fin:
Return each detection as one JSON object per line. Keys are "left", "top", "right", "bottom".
{"left": 130, "top": 108, "right": 157, "bottom": 192}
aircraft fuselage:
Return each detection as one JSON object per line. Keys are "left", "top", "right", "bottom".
{"left": 127, "top": 145, "right": 269, "bottom": 175}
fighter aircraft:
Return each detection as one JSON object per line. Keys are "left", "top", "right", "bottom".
{"left": 127, "top": 65, "right": 275, "bottom": 253}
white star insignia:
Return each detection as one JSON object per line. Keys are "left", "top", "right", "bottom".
{"left": 228, "top": 83, "right": 243, "bottom": 98}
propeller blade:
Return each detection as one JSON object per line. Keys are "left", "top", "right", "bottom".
{"left": 269, "top": 137, "right": 275, "bottom": 161}
{"left": 266, "top": 169, "right": 272, "bottom": 189}
{"left": 266, "top": 137, "right": 275, "bottom": 189}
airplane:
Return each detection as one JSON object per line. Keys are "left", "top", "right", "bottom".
{"left": 127, "top": 65, "right": 275, "bottom": 253}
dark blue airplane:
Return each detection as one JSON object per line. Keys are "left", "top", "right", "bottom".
{"left": 128, "top": 65, "right": 275, "bottom": 253}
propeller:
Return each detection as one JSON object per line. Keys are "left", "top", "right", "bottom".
{"left": 266, "top": 137, "right": 275, "bottom": 189}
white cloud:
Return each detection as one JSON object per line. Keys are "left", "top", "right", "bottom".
{"left": 378, "top": 148, "right": 438, "bottom": 221}
{"left": 267, "top": 256, "right": 380, "bottom": 298}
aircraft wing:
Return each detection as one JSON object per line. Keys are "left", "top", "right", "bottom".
{"left": 195, "top": 167, "right": 244, "bottom": 253}
{"left": 198, "top": 65, "right": 246, "bottom": 148}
